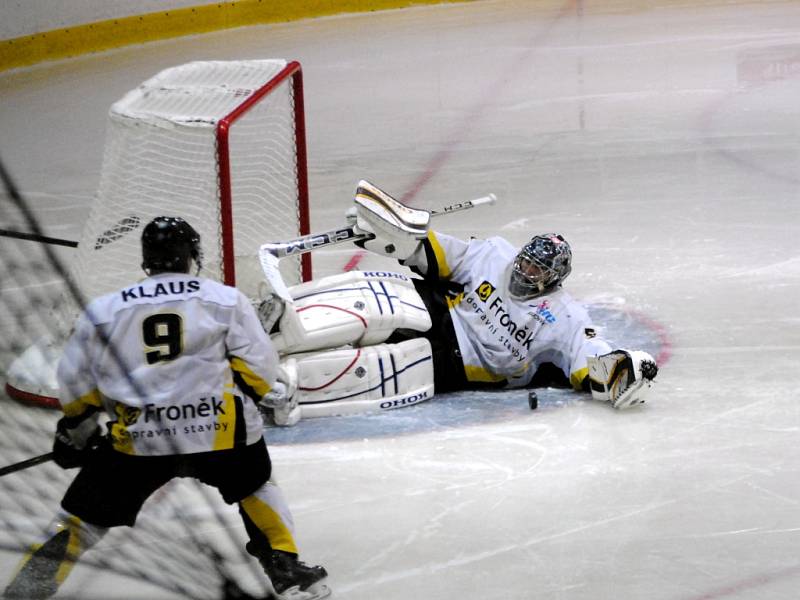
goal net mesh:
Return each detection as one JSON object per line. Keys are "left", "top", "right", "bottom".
{"left": 72, "top": 58, "right": 307, "bottom": 305}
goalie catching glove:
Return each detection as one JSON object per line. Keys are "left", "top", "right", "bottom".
{"left": 587, "top": 350, "right": 658, "bottom": 409}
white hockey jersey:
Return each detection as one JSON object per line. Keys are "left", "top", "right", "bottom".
{"left": 407, "top": 231, "right": 612, "bottom": 389}
{"left": 57, "top": 273, "right": 280, "bottom": 456}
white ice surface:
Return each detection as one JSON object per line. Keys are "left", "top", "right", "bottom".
{"left": 1, "top": 0, "right": 800, "bottom": 598}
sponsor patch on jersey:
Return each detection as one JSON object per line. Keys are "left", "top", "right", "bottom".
{"left": 477, "top": 281, "right": 495, "bottom": 302}
{"left": 534, "top": 300, "right": 557, "bottom": 324}
{"left": 116, "top": 404, "right": 141, "bottom": 426}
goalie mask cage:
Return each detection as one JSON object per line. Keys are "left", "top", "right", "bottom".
{"left": 5, "top": 59, "right": 312, "bottom": 408}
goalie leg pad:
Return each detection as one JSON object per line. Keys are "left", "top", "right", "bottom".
{"left": 272, "top": 270, "right": 432, "bottom": 354}
{"left": 587, "top": 350, "right": 658, "bottom": 410}
{"left": 282, "top": 338, "right": 434, "bottom": 418}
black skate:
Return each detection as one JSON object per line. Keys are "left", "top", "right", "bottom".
{"left": 257, "top": 549, "right": 330, "bottom": 600}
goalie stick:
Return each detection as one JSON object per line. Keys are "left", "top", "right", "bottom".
{"left": 259, "top": 183, "right": 496, "bottom": 260}
{"left": 257, "top": 181, "right": 496, "bottom": 303}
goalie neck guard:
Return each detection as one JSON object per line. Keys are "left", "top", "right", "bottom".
{"left": 141, "top": 216, "right": 202, "bottom": 275}
{"left": 509, "top": 233, "right": 572, "bottom": 300}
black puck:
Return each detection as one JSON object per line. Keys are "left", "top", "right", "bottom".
{"left": 528, "top": 391, "right": 538, "bottom": 410}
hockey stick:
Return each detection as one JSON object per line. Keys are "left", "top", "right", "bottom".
{"left": 0, "top": 451, "right": 54, "bottom": 477}
{"left": 259, "top": 186, "right": 496, "bottom": 259}
{"left": 0, "top": 216, "right": 142, "bottom": 249}
{"left": 0, "top": 229, "right": 78, "bottom": 247}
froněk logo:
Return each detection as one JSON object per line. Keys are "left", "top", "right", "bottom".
{"left": 477, "top": 281, "right": 495, "bottom": 302}
{"left": 115, "top": 404, "right": 141, "bottom": 426}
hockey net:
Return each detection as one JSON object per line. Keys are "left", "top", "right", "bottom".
{"left": 6, "top": 59, "right": 311, "bottom": 407}
{"left": 0, "top": 59, "right": 313, "bottom": 599}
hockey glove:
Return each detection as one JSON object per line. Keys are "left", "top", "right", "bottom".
{"left": 53, "top": 417, "right": 106, "bottom": 469}
{"left": 261, "top": 381, "right": 292, "bottom": 408}
{"left": 256, "top": 293, "right": 285, "bottom": 334}
{"left": 262, "top": 383, "right": 301, "bottom": 427}
{"left": 260, "top": 363, "right": 301, "bottom": 426}
{"left": 587, "top": 350, "right": 658, "bottom": 409}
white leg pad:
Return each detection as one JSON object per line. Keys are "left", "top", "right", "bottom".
{"left": 281, "top": 338, "right": 434, "bottom": 418}
{"left": 272, "top": 270, "right": 432, "bottom": 355}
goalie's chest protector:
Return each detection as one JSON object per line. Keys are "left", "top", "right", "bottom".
{"left": 444, "top": 236, "right": 577, "bottom": 386}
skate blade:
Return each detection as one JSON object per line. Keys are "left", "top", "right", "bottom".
{"left": 277, "top": 581, "right": 331, "bottom": 600}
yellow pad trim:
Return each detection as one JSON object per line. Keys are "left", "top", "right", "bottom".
{"left": 1, "top": 0, "right": 472, "bottom": 73}
{"left": 240, "top": 495, "right": 298, "bottom": 555}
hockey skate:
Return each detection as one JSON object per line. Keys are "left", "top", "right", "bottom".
{"left": 253, "top": 548, "right": 330, "bottom": 600}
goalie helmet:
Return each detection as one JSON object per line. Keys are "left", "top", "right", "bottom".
{"left": 508, "top": 233, "right": 572, "bottom": 300}
{"left": 141, "top": 216, "right": 202, "bottom": 275}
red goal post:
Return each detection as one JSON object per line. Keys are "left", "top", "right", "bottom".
{"left": 217, "top": 60, "right": 312, "bottom": 286}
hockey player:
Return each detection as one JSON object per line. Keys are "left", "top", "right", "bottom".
{"left": 257, "top": 183, "right": 658, "bottom": 425}
{"left": 4, "top": 217, "right": 329, "bottom": 600}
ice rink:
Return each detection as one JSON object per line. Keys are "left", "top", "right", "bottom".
{"left": 1, "top": 0, "right": 799, "bottom": 598}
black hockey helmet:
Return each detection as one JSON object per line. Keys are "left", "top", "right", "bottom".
{"left": 509, "top": 233, "right": 572, "bottom": 300}
{"left": 141, "top": 216, "right": 202, "bottom": 275}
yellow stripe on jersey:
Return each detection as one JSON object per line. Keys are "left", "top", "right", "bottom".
{"left": 427, "top": 231, "right": 452, "bottom": 279}
{"left": 61, "top": 389, "right": 103, "bottom": 417}
{"left": 445, "top": 291, "right": 464, "bottom": 309}
{"left": 240, "top": 495, "right": 299, "bottom": 555}
{"left": 464, "top": 364, "right": 507, "bottom": 383}
{"left": 213, "top": 390, "right": 237, "bottom": 450}
{"left": 570, "top": 366, "right": 589, "bottom": 391}
{"left": 230, "top": 356, "right": 272, "bottom": 398}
